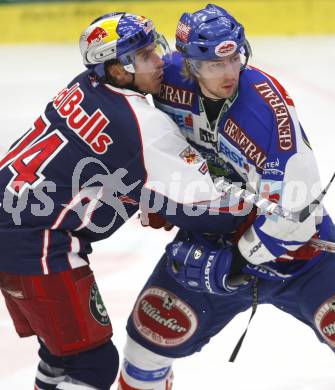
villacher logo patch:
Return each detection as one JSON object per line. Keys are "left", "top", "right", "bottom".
{"left": 133, "top": 287, "right": 198, "bottom": 347}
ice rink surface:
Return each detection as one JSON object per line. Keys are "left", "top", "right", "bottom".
{"left": 1, "top": 36, "right": 335, "bottom": 389}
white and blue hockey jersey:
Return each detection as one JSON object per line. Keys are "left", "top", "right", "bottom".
{"left": 154, "top": 52, "right": 335, "bottom": 279}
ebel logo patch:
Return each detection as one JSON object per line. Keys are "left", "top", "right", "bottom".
{"left": 315, "top": 296, "right": 335, "bottom": 347}
{"left": 179, "top": 146, "right": 202, "bottom": 164}
{"left": 133, "top": 287, "right": 198, "bottom": 347}
{"left": 89, "top": 282, "right": 111, "bottom": 326}
{"left": 255, "top": 82, "right": 294, "bottom": 152}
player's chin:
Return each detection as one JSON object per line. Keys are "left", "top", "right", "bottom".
{"left": 207, "top": 85, "right": 233, "bottom": 99}
{"left": 219, "top": 85, "right": 235, "bottom": 98}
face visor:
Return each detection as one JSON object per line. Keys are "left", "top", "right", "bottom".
{"left": 119, "top": 32, "right": 171, "bottom": 74}
{"left": 187, "top": 41, "right": 251, "bottom": 79}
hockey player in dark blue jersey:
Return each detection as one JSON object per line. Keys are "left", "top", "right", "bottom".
{"left": 0, "top": 12, "right": 249, "bottom": 390}
{"left": 119, "top": 5, "right": 335, "bottom": 389}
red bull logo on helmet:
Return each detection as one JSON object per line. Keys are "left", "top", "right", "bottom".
{"left": 215, "top": 40, "right": 237, "bottom": 57}
{"left": 86, "top": 19, "right": 120, "bottom": 47}
{"left": 137, "top": 15, "right": 147, "bottom": 23}
{"left": 86, "top": 27, "right": 108, "bottom": 46}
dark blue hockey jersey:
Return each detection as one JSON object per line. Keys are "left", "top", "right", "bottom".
{"left": 0, "top": 70, "right": 247, "bottom": 275}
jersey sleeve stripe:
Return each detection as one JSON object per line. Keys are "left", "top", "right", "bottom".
{"left": 40, "top": 229, "right": 50, "bottom": 275}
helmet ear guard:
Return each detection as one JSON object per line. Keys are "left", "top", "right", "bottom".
{"left": 84, "top": 40, "right": 118, "bottom": 65}
{"left": 240, "top": 39, "right": 252, "bottom": 70}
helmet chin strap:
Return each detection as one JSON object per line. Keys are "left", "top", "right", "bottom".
{"left": 126, "top": 73, "right": 147, "bottom": 95}
{"left": 123, "top": 72, "right": 149, "bottom": 96}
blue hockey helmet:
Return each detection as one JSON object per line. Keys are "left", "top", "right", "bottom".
{"left": 80, "top": 12, "right": 170, "bottom": 74}
{"left": 176, "top": 4, "right": 251, "bottom": 64}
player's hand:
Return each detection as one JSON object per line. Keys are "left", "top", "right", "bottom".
{"left": 165, "top": 233, "right": 251, "bottom": 295}
{"left": 139, "top": 212, "right": 173, "bottom": 231}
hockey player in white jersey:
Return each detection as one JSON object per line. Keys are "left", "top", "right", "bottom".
{"left": 118, "top": 5, "right": 335, "bottom": 389}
